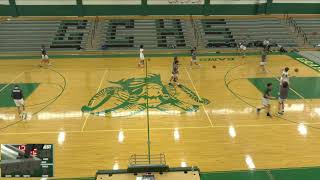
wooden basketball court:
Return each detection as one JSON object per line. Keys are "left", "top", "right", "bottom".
{"left": 0, "top": 53, "right": 320, "bottom": 178}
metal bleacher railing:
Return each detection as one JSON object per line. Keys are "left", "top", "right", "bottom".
{"left": 90, "top": 16, "right": 99, "bottom": 48}
{"left": 190, "top": 15, "right": 200, "bottom": 49}
{"left": 285, "top": 14, "right": 308, "bottom": 45}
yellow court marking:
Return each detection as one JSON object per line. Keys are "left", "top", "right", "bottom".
{"left": 1, "top": 55, "right": 320, "bottom": 177}
{"left": 183, "top": 66, "right": 214, "bottom": 127}
{"left": 0, "top": 66, "right": 43, "bottom": 94}
{"left": 54, "top": 67, "right": 141, "bottom": 71}
{"left": 80, "top": 69, "right": 109, "bottom": 132}
{"left": 0, "top": 71, "right": 25, "bottom": 93}
{"left": 53, "top": 68, "right": 108, "bottom": 71}
{"left": 2, "top": 121, "right": 320, "bottom": 136}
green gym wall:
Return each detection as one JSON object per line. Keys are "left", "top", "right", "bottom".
{"left": 0, "top": 0, "right": 319, "bottom": 16}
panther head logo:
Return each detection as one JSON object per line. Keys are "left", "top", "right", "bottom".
{"left": 81, "top": 74, "right": 210, "bottom": 117}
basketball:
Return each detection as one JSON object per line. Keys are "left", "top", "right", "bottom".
{"left": 294, "top": 68, "right": 299, "bottom": 72}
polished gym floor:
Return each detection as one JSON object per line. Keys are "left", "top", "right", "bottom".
{"left": 0, "top": 53, "right": 320, "bottom": 178}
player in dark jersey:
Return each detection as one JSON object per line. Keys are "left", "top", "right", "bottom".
{"left": 278, "top": 81, "right": 289, "bottom": 115}
{"left": 257, "top": 83, "right": 276, "bottom": 117}
{"left": 170, "top": 56, "right": 180, "bottom": 85}
{"left": 40, "top": 45, "right": 51, "bottom": 67}
{"left": 11, "top": 85, "right": 25, "bottom": 118}
{"left": 190, "top": 47, "right": 200, "bottom": 67}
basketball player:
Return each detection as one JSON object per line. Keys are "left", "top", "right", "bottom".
{"left": 263, "top": 38, "right": 270, "bottom": 48}
{"left": 257, "top": 83, "right": 276, "bottom": 117}
{"left": 278, "top": 44, "right": 287, "bottom": 54}
{"left": 138, "top": 45, "right": 145, "bottom": 68}
{"left": 170, "top": 56, "right": 180, "bottom": 85}
{"left": 260, "top": 47, "right": 268, "bottom": 72}
{"left": 239, "top": 42, "right": 247, "bottom": 58}
{"left": 280, "top": 67, "right": 290, "bottom": 85}
{"left": 190, "top": 47, "right": 200, "bottom": 67}
{"left": 11, "top": 85, "right": 25, "bottom": 118}
{"left": 39, "top": 45, "right": 50, "bottom": 67}
{"left": 278, "top": 81, "right": 289, "bottom": 115}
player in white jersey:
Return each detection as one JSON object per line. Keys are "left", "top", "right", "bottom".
{"left": 260, "top": 47, "right": 268, "bottom": 72}
{"left": 239, "top": 42, "right": 247, "bottom": 58}
{"left": 190, "top": 47, "right": 200, "bottom": 67}
{"left": 263, "top": 38, "right": 270, "bottom": 47}
{"left": 138, "top": 45, "right": 145, "bottom": 68}
{"left": 280, "top": 67, "right": 290, "bottom": 85}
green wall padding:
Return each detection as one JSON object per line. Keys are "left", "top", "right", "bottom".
{"left": 0, "top": 2, "right": 320, "bottom": 16}
{"left": 270, "top": 3, "right": 320, "bottom": 14}
{"left": 16, "top": 5, "right": 81, "bottom": 16}
{"left": 0, "top": 5, "right": 13, "bottom": 16}
{"left": 83, "top": 5, "right": 143, "bottom": 16}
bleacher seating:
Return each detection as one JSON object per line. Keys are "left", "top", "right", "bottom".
{"left": 197, "top": 19, "right": 236, "bottom": 48}
{"left": 51, "top": 20, "right": 90, "bottom": 50}
{"left": 0, "top": 20, "right": 59, "bottom": 51}
{"left": 226, "top": 18, "right": 298, "bottom": 48}
{"left": 0, "top": 17, "right": 318, "bottom": 52}
{"left": 0, "top": 19, "right": 90, "bottom": 52}
{"left": 197, "top": 18, "right": 298, "bottom": 49}
{"left": 293, "top": 18, "right": 320, "bottom": 47}
{"left": 102, "top": 19, "right": 192, "bottom": 50}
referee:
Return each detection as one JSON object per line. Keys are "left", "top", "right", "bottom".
{"left": 11, "top": 85, "right": 25, "bottom": 117}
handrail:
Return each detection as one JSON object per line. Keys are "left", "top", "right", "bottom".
{"left": 90, "top": 16, "right": 98, "bottom": 48}
{"left": 190, "top": 15, "right": 203, "bottom": 49}
{"left": 286, "top": 16, "right": 308, "bottom": 45}
{"left": 189, "top": 14, "right": 200, "bottom": 48}
{"left": 284, "top": 13, "right": 289, "bottom": 23}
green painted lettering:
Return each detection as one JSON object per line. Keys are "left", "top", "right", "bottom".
{"left": 313, "top": 66, "right": 320, "bottom": 72}
{"left": 305, "top": 61, "right": 316, "bottom": 66}
{"left": 296, "top": 58, "right": 307, "bottom": 63}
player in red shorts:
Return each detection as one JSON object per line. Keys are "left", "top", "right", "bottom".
{"left": 39, "top": 45, "right": 51, "bottom": 67}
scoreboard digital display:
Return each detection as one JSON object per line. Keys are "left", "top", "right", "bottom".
{"left": 0, "top": 144, "right": 54, "bottom": 178}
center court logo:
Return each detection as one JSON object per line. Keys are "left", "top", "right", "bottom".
{"left": 81, "top": 74, "right": 210, "bottom": 117}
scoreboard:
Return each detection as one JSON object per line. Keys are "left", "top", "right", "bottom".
{"left": 0, "top": 144, "right": 54, "bottom": 178}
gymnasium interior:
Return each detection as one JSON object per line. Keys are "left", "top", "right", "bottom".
{"left": 0, "top": 0, "right": 320, "bottom": 180}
